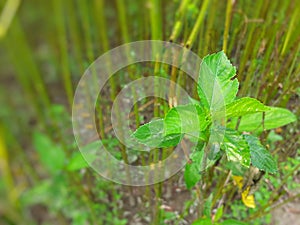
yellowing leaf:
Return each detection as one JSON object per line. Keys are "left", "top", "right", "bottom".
{"left": 232, "top": 175, "right": 256, "bottom": 208}
{"left": 241, "top": 186, "right": 256, "bottom": 208}
{"left": 232, "top": 175, "right": 243, "bottom": 188}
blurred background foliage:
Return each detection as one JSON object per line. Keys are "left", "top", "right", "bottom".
{"left": 0, "top": 0, "right": 299, "bottom": 224}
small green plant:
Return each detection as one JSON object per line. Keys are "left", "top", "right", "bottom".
{"left": 15, "top": 105, "right": 127, "bottom": 225}
{"left": 133, "top": 51, "right": 296, "bottom": 222}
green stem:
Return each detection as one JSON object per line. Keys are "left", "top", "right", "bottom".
{"left": 281, "top": 6, "right": 300, "bottom": 56}
{"left": 169, "top": 0, "right": 190, "bottom": 42}
{"left": 150, "top": 0, "right": 163, "bottom": 40}
{"left": 66, "top": 0, "right": 84, "bottom": 73}
{"left": 185, "top": 0, "right": 210, "bottom": 49}
{"left": 222, "top": 0, "right": 234, "bottom": 53}
{"left": 53, "top": 0, "right": 74, "bottom": 107}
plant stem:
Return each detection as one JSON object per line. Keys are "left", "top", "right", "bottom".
{"left": 185, "top": 0, "right": 210, "bottom": 49}
{"left": 0, "top": 0, "right": 20, "bottom": 39}
{"left": 150, "top": 0, "right": 163, "bottom": 40}
{"left": 53, "top": 0, "right": 74, "bottom": 108}
{"left": 66, "top": 0, "right": 84, "bottom": 74}
{"left": 0, "top": 124, "right": 19, "bottom": 209}
{"left": 281, "top": 6, "right": 300, "bottom": 56}
{"left": 222, "top": 0, "right": 234, "bottom": 53}
{"left": 169, "top": 0, "right": 190, "bottom": 42}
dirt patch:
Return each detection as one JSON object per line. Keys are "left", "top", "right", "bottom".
{"left": 271, "top": 201, "right": 300, "bottom": 225}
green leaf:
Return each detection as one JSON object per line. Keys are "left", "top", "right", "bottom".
{"left": 67, "top": 152, "right": 89, "bottom": 171}
{"left": 33, "top": 132, "right": 66, "bottom": 175}
{"left": 133, "top": 104, "right": 210, "bottom": 148}
{"left": 227, "top": 107, "right": 296, "bottom": 132}
{"left": 132, "top": 119, "right": 182, "bottom": 148}
{"left": 221, "top": 219, "right": 247, "bottom": 225}
{"left": 164, "top": 104, "right": 210, "bottom": 136}
{"left": 204, "top": 194, "right": 213, "bottom": 218}
{"left": 197, "top": 51, "right": 239, "bottom": 110}
{"left": 244, "top": 135, "right": 278, "bottom": 173}
{"left": 224, "top": 161, "right": 247, "bottom": 176}
{"left": 184, "top": 149, "right": 203, "bottom": 189}
{"left": 20, "top": 180, "right": 52, "bottom": 205}
{"left": 267, "top": 130, "right": 283, "bottom": 143}
{"left": 192, "top": 218, "right": 213, "bottom": 225}
{"left": 214, "top": 205, "right": 224, "bottom": 222}
{"left": 67, "top": 142, "right": 100, "bottom": 171}
{"left": 225, "top": 97, "right": 270, "bottom": 118}
{"left": 188, "top": 96, "right": 201, "bottom": 105}
{"left": 222, "top": 128, "right": 251, "bottom": 167}
{"left": 20, "top": 174, "right": 67, "bottom": 207}
{"left": 184, "top": 144, "right": 221, "bottom": 189}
